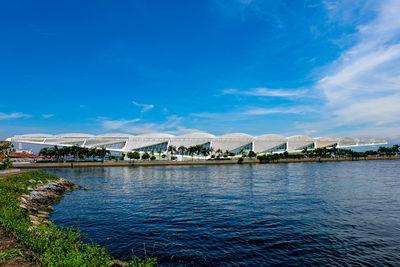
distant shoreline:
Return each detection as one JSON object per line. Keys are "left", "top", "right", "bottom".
{"left": 12, "top": 155, "right": 400, "bottom": 169}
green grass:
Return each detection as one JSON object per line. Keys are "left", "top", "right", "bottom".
{"left": 0, "top": 170, "right": 157, "bottom": 266}
{"left": 0, "top": 247, "right": 25, "bottom": 264}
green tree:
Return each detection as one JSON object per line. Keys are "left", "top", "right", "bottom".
{"left": 0, "top": 142, "right": 13, "bottom": 169}
{"left": 142, "top": 152, "right": 150, "bottom": 160}
{"left": 168, "top": 145, "right": 177, "bottom": 159}
{"left": 157, "top": 149, "right": 162, "bottom": 160}
{"left": 216, "top": 148, "right": 223, "bottom": 158}
{"left": 188, "top": 146, "right": 196, "bottom": 161}
{"left": 201, "top": 147, "right": 210, "bottom": 159}
{"left": 96, "top": 148, "right": 109, "bottom": 161}
{"left": 178, "top": 146, "right": 187, "bottom": 157}
{"left": 223, "top": 150, "right": 229, "bottom": 158}
{"left": 209, "top": 147, "right": 215, "bottom": 158}
{"left": 248, "top": 150, "right": 256, "bottom": 158}
{"left": 127, "top": 151, "right": 140, "bottom": 161}
{"left": 39, "top": 147, "right": 50, "bottom": 158}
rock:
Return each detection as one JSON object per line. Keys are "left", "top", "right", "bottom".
{"left": 108, "top": 259, "right": 129, "bottom": 267}
{"left": 27, "top": 186, "right": 34, "bottom": 191}
{"left": 29, "top": 215, "right": 41, "bottom": 226}
{"left": 22, "top": 194, "right": 31, "bottom": 200}
{"left": 29, "top": 179, "right": 36, "bottom": 183}
{"left": 84, "top": 187, "right": 90, "bottom": 191}
{"left": 36, "top": 213, "right": 50, "bottom": 219}
{"left": 23, "top": 177, "right": 78, "bottom": 226}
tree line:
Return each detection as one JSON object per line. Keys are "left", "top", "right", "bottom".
{"left": 39, "top": 145, "right": 110, "bottom": 161}
{"left": 37, "top": 144, "right": 400, "bottom": 162}
{"left": 257, "top": 145, "right": 400, "bottom": 162}
{"left": 126, "top": 145, "right": 258, "bottom": 161}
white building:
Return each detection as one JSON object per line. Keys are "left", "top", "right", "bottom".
{"left": 6, "top": 132, "right": 387, "bottom": 156}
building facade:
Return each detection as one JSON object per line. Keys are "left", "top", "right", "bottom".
{"left": 6, "top": 133, "right": 387, "bottom": 156}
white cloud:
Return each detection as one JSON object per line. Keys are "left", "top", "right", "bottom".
{"left": 132, "top": 101, "right": 154, "bottom": 113}
{"left": 99, "top": 115, "right": 199, "bottom": 135}
{"left": 101, "top": 118, "right": 141, "bottom": 130}
{"left": 42, "top": 114, "right": 54, "bottom": 119}
{"left": 0, "top": 112, "right": 31, "bottom": 120}
{"left": 311, "top": 0, "right": 400, "bottom": 137}
{"left": 244, "top": 106, "right": 314, "bottom": 115}
{"left": 223, "top": 87, "right": 307, "bottom": 97}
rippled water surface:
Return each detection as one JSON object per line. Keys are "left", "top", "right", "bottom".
{"left": 46, "top": 160, "right": 400, "bottom": 266}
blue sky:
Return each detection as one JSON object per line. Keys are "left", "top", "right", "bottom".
{"left": 1, "top": 0, "right": 400, "bottom": 141}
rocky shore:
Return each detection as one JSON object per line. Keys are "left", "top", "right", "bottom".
{"left": 18, "top": 178, "right": 79, "bottom": 226}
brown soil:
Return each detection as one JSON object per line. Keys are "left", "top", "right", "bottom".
{"left": 0, "top": 227, "right": 37, "bottom": 267}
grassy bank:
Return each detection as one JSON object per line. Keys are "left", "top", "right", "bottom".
{"left": 0, "top": 171, "right": 156, "bottom": 266}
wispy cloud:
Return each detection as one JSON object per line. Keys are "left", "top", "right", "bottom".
{"left": 316, "top": 0, "right": 400, "bottom": 129}
{"left": 244, "top": 106, "right": 314, "bottom": 115}
{"left": 101, "top": 118, "right": 141, "bottom": 130}
{"left": 222, "top": 87, "right": 307, "bottom": 97}
{"left": 0, "top": 112, "right": 31, "bottom": 120}
{"left": 191, "top": 105, "right": 313, "bottom": 120}
{"left": 99, "top": 115, "right": 199, "bottom": 135}
{"left": 132, "top": 101, "right": 154, "bottom": 113}
{"left": 42, "top": 114, "right": 54, "bottom": 119}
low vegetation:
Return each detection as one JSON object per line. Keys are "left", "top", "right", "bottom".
{"left": 0, "top": 171, "right": 157, "bottom": 266}
{"left": 0, "top": 142, "right": 13, "bottom": 170}
{"left": 257, "top": 145, "right": 400, "bottom": 162}
{"left": 0, "top": 247, "right": 24, "bottom": 264}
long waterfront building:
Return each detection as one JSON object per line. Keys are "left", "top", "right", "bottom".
{"left": 6, "top": 133, "right": 387, "bottom": 155}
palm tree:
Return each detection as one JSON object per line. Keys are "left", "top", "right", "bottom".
{"left": 178, "top": 145, "right": 187, "bottom": 157}
{"left": 89, "top": 148, "right": 97, "bottom": 160}
{"left": 188, "top": 146, "right": 196, "bottom": 161}
{"left": 195, "top": 145, "right": 202, "bottom": 157}
{"left": 224, "top": 150, "right": 230, "bottom": 158}
{"left": 201, "top": 147, "right": 210, "bottom": 159}
{"left": 157, "top": 149, "right": 162, "bottom": 160}
{"left": 39, "top": 147, "right": 50, "bottom": 158}
{"left": 167, "top": 145, "right": 177, "bottom": 159}
{"left": 209, "top": 147, "right": 214, "bottom": 158}
{"left": 216, "top": 148, "right": 223, "bottom": 158}
{"left": 96, "top": 148, "right": 109, "bottom": 161}
{"left": 302, "top": 147, "right": 308, "bottom": 158}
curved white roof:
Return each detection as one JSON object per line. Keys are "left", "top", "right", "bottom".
{"left": 255, "top": 134, "right": 286, "bottom": 140}
{"left": 314, "top": 137, "right": 336, "bottom": 141}
{"left": 339, "top": 137, "right": 356, "bottom": 142}
{"left": 97, "top": 133, "right": 135, "bottom": 138}
{"left": 357, "top": 139, "right": 371, "bottom": 145}
{"left": 136, "top": 132, "right": 175, "bottom": 138}
{"left": 18, "top": 134, "right": 54, "bottom": 138}
{"left": 178, "top": 132, "right": 215, "bottom": 138}
{"left": 219, "top": 133, "right": 254, "bottom": 139}
{"left": 287, "top": 135, "right": 313, "bottom": 141}
{"left": 55, "top": 133, "right": 95, "bottom": 138}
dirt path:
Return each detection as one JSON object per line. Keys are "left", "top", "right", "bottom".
{"left": 0, "top": 227, "right": 37, "bottom": 266}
